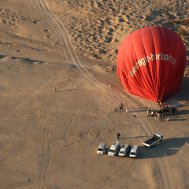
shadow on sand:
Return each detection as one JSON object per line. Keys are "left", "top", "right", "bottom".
{"left": 119, "top": 135, "right": 151, "bottom": 140}
{"left": 175, "top": 77, "right": 189, "bottom": 103}
{"left": 176, "top": 110, "right": 189, "bottom": 116}
{"left": 138, "top": 137, "right": 189, "bottom": 159}
{"left": 12, "top": 56, "right": 44, "bottom": 64}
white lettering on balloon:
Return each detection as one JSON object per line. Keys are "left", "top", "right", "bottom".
{"left": 130, "top": 53, "right": 176, "bottom": 77}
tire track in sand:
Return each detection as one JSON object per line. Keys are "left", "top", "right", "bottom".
{"left": 139, "top": 117, "right": 173, "bottom": 189}
{"left": 33, "top": 0, "right": 155, "bottom": 119}
{"left": 39, "top": 109, "right": 58, "bottom": 189}
{"left": 34, "top": 0, "right": 134, "bottom": 106}
{"left": 33, "top": 1, "right": 173, "bottom": 189}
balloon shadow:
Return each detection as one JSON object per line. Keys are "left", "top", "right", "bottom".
{"left": 176, "top": 110, "right": 189, "bottom": 118}
{"left": 176, "top": 77, "right": 189, "bottom": 102}
{"left": 138, "top": 137, "right": 189, "bottom": 159}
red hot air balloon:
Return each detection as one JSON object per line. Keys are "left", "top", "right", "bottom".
{"left": 117, "top": 26, "right": 186, "bottom": 103}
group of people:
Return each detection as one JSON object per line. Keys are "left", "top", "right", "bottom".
{"left": 119, "top": 103, "right": 136, "bottom": 116}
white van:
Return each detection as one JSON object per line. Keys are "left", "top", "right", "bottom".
{"left": 108, "top": 141, "right": 121, "bottom": 156}
{"left": 97, "top": 143, "right": 106, "bottom": 155}
{"left": 129, "top": 145, "right": 138, "bottom": 158}
{"left": 118, "top": 144, "right": 130, "bottom": 157}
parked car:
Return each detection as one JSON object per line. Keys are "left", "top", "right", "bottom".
{"left": 108, "top": 141, "right": 121, "bottom": 156}
{"left": 129, "top": 145, "right": 138, "bottom": 158}
{"left": 143, "top": 134, "right": 163, "bottom": 147}
{"left": 118, "top": 144, "right": 131, "bottom": 157}
{"left": 97, "top": 143, "right": 107, "bottom": 154}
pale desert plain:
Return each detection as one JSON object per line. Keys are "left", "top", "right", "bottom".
{"left": 0, "top": 0, "right": 189, "bottom": 189}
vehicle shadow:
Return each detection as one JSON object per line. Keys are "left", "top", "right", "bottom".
{"left": 119, "top": 135, "right": 151, "bottom": 140}
{"left": 138, "top": 137, "right": 189, "bottom": 159}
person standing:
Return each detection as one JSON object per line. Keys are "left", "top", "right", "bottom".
{"left": 133, "top": 112, "right": 136, "bottom": 117}
{"left": 120, "top": 103, "right": 124, "bottom": 110}
{"left": 160, "top": 113, "right": 163, "bottom": 121}
{"left": 117, "top": 133, "right": 120, "bottom": 139}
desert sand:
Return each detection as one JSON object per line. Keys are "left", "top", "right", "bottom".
{"left": 0, "top": 0, "right": 189, "bottom": 189}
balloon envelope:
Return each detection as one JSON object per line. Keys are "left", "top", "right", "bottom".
{"left": 117, "top": 26, "right": 186, "bottom": 103}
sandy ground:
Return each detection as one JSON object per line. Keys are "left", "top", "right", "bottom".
{"left": 0, "top": 0, "right": 189, "bottom": 189}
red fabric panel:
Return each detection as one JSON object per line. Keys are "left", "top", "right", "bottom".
{"left": 117, "top": 26, "right": 186, "bottom": 103}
